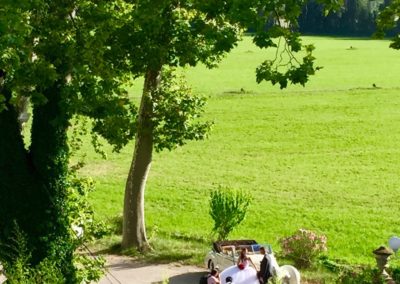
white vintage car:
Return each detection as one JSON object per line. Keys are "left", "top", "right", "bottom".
{"left": 204, "top": 240, "right": 300, "bottom": 284}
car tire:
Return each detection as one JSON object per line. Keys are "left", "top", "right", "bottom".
{"left": 208, "top": 260, "right": 215, "bottom": 271}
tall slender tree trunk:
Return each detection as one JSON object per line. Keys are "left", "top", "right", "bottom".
{"left": 122, "top": 68, "right": 161, "bottom": 251}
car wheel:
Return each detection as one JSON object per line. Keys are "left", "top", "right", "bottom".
{"left": 208, "top": 260, "right": 215, "bottom": 271}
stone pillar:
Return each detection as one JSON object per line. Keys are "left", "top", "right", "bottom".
{"left": 373, "top": 246, "right": 395, "bottom": 284}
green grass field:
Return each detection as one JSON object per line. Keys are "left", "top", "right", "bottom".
{"left": 81, "top": 36, "right": 400, "bottom": 266}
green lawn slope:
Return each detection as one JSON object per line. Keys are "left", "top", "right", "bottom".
{"left": 82, "top": 36, "right": 400, "bottom": 265}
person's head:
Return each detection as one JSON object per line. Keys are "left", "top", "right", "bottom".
{"left": 210, "top": 269, "right": 219, "bottom": 277}
{"left": 260, "top": 246, "right": 266, "bottom": 255}
{"left": 240, "top": 247, "right": 248, "bottom": 259}
{"left": 225, "top": 276, "right": 233, "bottom": 284}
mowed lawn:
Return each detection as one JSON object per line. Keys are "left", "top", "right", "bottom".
{"left": 82, "top": 36, "right": 400, "bottom": 264}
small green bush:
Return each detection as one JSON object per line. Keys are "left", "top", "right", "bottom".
{"left": 209, "top": 188, "right": 251, "bottom": 240}
{"left": 5, "top": 258, "right": 65, "bottom": 284}
{"left": 280, "top": 229, "right": 327, "bottom": 268}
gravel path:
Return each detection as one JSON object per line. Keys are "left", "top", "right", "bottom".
{"left": 99, "top": 255, "right": 206, "bottom": 284}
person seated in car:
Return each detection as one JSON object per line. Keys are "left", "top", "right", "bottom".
{"left": 237, "top": 248, "right": 256, "bottom": 270}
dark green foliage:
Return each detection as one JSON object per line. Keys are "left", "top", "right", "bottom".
{"left": 337, "top": 265, "right": 384, "bottom": 284}
{"left": 0, "top": 87, "right": 46, "bottom": 266}
{"left": 209, "top": 188, "right": 251, "bottom": 240}
{"left": 0, "top": 217, "right": 105, "bottom": 284}
{"left": 319, "top": 256, "right": 385, "bottom": 284}
{"left": 0, "top": 138, "right": 107, "bottom": 283}
{"left": 0, "top": 225, "right": 65, "bottom": 284}
{"left": 389, "top": 266, "right": 400, "bottom": 282}
{"left": 376, "top": 0, "right": 400, "bottom": 48}
{"left": 0, "top": 0, "right": 134, "bottom": 281}
{"left": 298, "top": 0, "right": 379, "bottom": 36}
{"left": 66, "top": 175, "right": 108, "bottom": 283}
{"left": 256, "top": 44, "right": 320, "bottom": 89}
{"left": 27, "top": 83, "right": 76, "bottom": 281}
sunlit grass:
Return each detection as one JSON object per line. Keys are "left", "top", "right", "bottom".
{"left": 81, "top": 36, "right": 400, "bottom": 268}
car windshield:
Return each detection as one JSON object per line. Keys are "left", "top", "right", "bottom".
{"left": 234, "top": 244, "right": 272, "bottom": 255}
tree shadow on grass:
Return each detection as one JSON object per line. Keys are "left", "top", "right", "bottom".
{"left": 93, "top": 239, "right": 201, "bottom": 265}
{"left": 93, "top": 242, "right": 123, "bottom": 255}
{"left": 144, "top": 251, "right": 194, "bottom": 264}
{"left": 95, "top": 214, "right": 209, "bottom": 264}
{"left": 108, "top": 214, "right": 210, "bottom": 244}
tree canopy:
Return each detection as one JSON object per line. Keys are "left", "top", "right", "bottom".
{"left": 0, "top": 1, "right": 134, "bottom": 281}
{"left": 376, "top": 0, "right": 400, "bottom": 49}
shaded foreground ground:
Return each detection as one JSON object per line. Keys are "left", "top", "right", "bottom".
{"left": 0, "top": 255, "right": 336, "bottom": 283}
{"left": 0, "top": 256, "right": 206, "bottom": 284}
{"left": 99, "top": 255, "right": 206, "bottom": 284}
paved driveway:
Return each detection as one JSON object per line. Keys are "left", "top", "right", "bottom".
{"left": 99, "top": 255, "right": 206, "bottom": 284}
{"left": 0, "top": 256, "right": 206, "bottom": 284}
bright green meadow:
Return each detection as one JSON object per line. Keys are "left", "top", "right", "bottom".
{"left": 80, "top": 36, "right": 400, "bottom": 266}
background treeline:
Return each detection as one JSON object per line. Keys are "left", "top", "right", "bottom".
{"left": 298, "top": 0, "right": 399, "bottom": 36}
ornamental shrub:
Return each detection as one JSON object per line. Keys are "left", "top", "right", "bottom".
{"left": 280, "top": 228, "right": 327, "bottom": 268}
{"left": 209, "top": 188, "right": 251, "bottom": 240}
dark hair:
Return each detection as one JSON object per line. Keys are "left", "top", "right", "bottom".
{"left": 240, "top": 248, "right": 247, "bottom": 259}
{"left": 226, "top": 276, "right": 233, "bottom": 283}
{"left": 210, "top": 269, "right": 218, "bottom": 276}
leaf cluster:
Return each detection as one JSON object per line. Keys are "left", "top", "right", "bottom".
{"left": 111, "top": 0, "right": 337, "bottom": 89}
{"left": 376, "top": 0, "right": 400, "bottom": 49}
{"left": 152, "top": 68, "right": 213, "bottom": 152}
{"left": 256, "top": 44, "right": 322, "bottom": 89}
{"left": 0, "top": 0, "right": 137, "bottom": 150}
